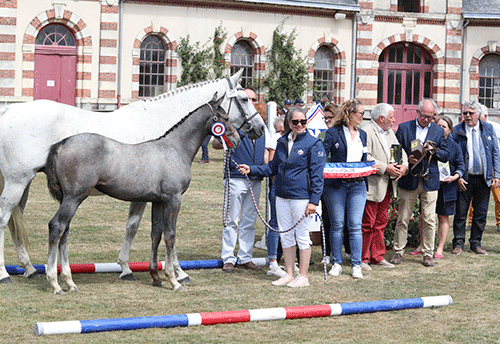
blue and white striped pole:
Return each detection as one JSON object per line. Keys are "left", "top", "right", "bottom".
{"left": 35, "top": 295, "right": 453, "bottom": 336}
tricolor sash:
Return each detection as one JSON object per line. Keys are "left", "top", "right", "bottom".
{"left": 324, "top": 161, "right": 377, "bottom": 179}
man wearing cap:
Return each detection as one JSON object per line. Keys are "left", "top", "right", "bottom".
{"left": 294, "top": 98, "right": 305, "bottom": 108}
{"left": 282, "top": 99, "right": 292, "bottom": 116}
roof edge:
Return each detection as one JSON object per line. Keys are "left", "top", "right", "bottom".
{"left": 235, "top": 0, "right": 360, "bottom": 12}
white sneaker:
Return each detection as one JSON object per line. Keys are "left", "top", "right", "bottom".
{"left": 271, "top": 274, "right": 294, "bottom": 286}
{"left": 352, "top": 265, "right": 363, "bottom": 279}
{"left": 287, "top": 275, "right": 310, "bottom": 288}
{"left": 360, "top": 262, "right": 372, "bottom": 271}
{"left": 267, "top": 265, "right": 287, "bottom": 278}
{"left": 321, "top": 256, "right": 331, "bottom": 264}
{"left": 328, "top": 263, "right": 342, "bottom": 276}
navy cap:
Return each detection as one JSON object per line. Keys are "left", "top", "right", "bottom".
{"left": 294, "top": 98, "right": 304, "bottom": 105}
{"left": 284, "top": 99, "right": 292, "bottom": 105}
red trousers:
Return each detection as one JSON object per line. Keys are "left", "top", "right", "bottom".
{"left": 361, "top": 187, "right": 391, "bottom": 264}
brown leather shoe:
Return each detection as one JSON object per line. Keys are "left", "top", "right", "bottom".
{"left": 390, "top": 253, "right": 402, "bottom": 265}
{"left": 238, "top": 261, "right": 261, "bottom": 270}
{"left": 452, "top": 246, "right": 463, "bottom": 255}
{"left": 423, "top": 255, "right": 435, "bottom": 267}
{"left": 222, "top": 262, "right": 234, "bottom": 273}
{"left": 472, "top": 247, "right": 488, "bottom": 255}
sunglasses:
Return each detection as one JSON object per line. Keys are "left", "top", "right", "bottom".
{"left": 324, "top": 116, "right": 334, "bottom": 121}
{"left": 291, "top": 119, "right": 307, "bottom": 126}
{"left": 462, "top": 111, "right": 476, "bottom": 116}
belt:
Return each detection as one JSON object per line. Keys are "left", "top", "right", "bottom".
{"left": 341, "top": 177, "right": 364, "bottom": 183}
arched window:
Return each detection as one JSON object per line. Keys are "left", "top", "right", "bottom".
{"left": 35, "top": 24, "right": 75, "bottom": 47}
{"left": 139, "top": 35, "right": 165, "bottom": 98}
{"left": 377, "top": 43, "right": 433, "bottom": 126}
{"left": 479, "top": 54, "right": 500, "bottom": 109}
{"left": 230, "top": 41, "right": 253, "bottom": 88}
{"left": 313, "top": 45, "right": 334, "bottom": 101}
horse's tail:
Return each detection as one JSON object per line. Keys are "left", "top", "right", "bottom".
{"left": 46, "top": 139, "right": 67, "bottom": 203}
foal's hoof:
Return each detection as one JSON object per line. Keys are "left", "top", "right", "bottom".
{"left": 53, "top": 289, "right": 65, "bottom": 295}
{"left": 0, "top": 276, "right": 13, "bottom": 284}
{"left": 177, "top": 276, "right": 192, "bottom": 285}
{"left": 172, "top": 285, "right": 183, "bottom": 291}
{"left": 26, "top": 271, "right": 41, "bottom": 279}
{"left": 152, "top": 280, "right": 165, "bottom": 288}
{"left": 120, "top": 273, "right": 137, "bottom": 281}
{"left": 69, "top": 287, "right": 79, "bottom": 293}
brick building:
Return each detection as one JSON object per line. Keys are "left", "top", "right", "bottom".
{"left": 0, "top": 0, "right": 499, "bottom": 124}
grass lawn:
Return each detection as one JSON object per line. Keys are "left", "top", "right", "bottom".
{"left": 1, "top": 145, "right": 500, "bottom": 343}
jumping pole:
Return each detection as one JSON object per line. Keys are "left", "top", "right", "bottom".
{"left": 34, "top": 295, "right": 452, "bottom": 336}
{"left": 6, "top": 258, "right": 268, "bottom": 275}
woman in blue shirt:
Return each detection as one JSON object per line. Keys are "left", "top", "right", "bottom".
{"left": 238, "top": 107, "right": 325, "bottom": 287}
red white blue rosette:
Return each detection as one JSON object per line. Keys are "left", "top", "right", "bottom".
{"left": 323, "top": 161, "right": 377, "bottom": 179}
{"left": 211, "top": 122, "right": 226, "bottom": 137}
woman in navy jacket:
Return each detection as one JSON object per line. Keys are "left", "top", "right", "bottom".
{"left": 238, "top": 107, "right": 326, "bottom": 287}
{"left": 322, "top": 99, "right": 370, "bottom": 279}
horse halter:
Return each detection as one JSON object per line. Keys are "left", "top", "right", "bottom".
{"left": 206, "top": 101, "right": 237, "bottom": 139}
{"left": 225, "top": 77, "right": 261, "bottom": 138}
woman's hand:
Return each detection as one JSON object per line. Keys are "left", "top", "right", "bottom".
{"left": 237, "top": 164, "right": 250, "bottom": 175}
{"left": 305, "top": 203, "right": 316, "bottom": 216}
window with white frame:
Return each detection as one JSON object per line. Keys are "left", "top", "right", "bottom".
{"left": 479, "top": 54, "right": 500, "bottom": 109}
{"left": 230, "top": 41, "right": 253, "bottom": 88}
{"left": 139, "top": 35, "right": 165, "bottom": 98}
{"left": 313, "top": 45, "right": 334, "bottom": 102}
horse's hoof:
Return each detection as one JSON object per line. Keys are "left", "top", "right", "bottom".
{"left": 69, "top": 287, "right": 79, "bottom": 293}
{"left": 120, "top": 273, "right": 137, "bottom": 281}
{"left": 0, "top": 276, "right": 13, "bottom": 284}
{"left": 177, "top": 276, "right": 192, "bottom": 285}
{"left": 152, "top": 281, "right": 164, "bottom": 288}
{"left": 172, "top": 285, "right": 183, "bottom": 291}
{"left": 54, "top": 289, "right": 65, "bottom": 295}
{"left": 26, "top": 271, "right": 41, "bottom": 279}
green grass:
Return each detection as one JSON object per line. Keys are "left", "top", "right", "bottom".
{"left": 1, "top": 146, "right": 500, "bottom": 343}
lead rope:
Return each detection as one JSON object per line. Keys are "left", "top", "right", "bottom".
{"left": 222, "top": 149, "right": 328, "bottom": 284}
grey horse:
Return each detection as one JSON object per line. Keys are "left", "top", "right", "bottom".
{"left": 44, "top": 94, "right": 239, "bottom": 294}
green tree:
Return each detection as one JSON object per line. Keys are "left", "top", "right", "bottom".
{"left": 177, "top": 23, "right": 228, "bottom": 86}
{"left": 176, "top": 35, "right": 211, "bottom": 86}
{"left": 264, "top": 23, "right": 309, "bottom": 104}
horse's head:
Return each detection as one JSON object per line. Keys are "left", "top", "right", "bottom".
{"left": 223, "top": 70, "right": 266, "bottom": 140}
{"left": 208, "top": 93, "right": 240, "bottom": 149}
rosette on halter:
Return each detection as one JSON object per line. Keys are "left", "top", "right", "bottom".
{"left": 323, "top": 161, "right": 377, "bottom": 179}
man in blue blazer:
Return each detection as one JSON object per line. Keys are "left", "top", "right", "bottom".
{"left": 391, "top": 98, "right": 449, "bottom": 267}
{"left": 451, "top": 101, "right": 500, "bottom": 256}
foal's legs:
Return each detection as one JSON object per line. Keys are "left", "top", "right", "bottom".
{"left": 162, "top": 195, "right": 183, "bottom": 290}
{"left": 118, "top": 201, "right": 147, "bottom": 280}
{"left": 47, "top": 199, "right": 81, "bottom": 294}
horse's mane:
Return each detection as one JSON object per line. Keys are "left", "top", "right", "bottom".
{"left": 118, "top": 76, "right": 234, "bottom": 131}
{"left": 155, "top": 101, "right": 213, "bottom": 140}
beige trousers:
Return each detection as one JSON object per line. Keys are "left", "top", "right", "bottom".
{"left": 394, "top": 179, "right": 437, "bottom": 257}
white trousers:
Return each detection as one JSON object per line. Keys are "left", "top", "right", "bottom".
{"left": 221, "top": 178, "right": 261, "bottom": 264}
{"left": 276, "top": 197, "right": 312, "bottom": 250}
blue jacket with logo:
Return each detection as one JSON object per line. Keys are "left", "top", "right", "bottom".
{"left": 452, "top": 120, "right": 500, "bottom": 187}
{"left": 225, "top": 132, "right": 266, "bottom": 180}
{"left": 249, "top": 131, "right": 326, "bottom": 205}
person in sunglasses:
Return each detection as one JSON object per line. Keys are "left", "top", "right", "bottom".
{"left": 451, "top": 100, "right": 500, "bottom": 256}
{"left": 322, "top": 99, "right": 371, "bottom": 279}
{"left": 237, "top": 107, "right": 326, "bottom": 287}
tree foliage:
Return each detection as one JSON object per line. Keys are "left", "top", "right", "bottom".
{"left": 177, "top": 23, "right": 228, "bottom": 86}
{"left": 264, "top": 23, "right": 309, "bottom": 104}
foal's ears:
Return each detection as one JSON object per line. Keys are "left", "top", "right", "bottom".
{"left": 211, "top": 92, "right": 225, "bottom": 108}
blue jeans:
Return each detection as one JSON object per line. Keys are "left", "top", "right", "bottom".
{"left": 267, "top": 182, "right": 280, "bottom": 260}
{"left": 323, "top": 180, "right": 367, "bottom": 267}
{"left": 201, "top": 135, "right": 211, "bottom": 161}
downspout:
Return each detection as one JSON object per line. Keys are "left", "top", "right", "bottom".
{"left": 117, "top": 0, "right": 123, "bottom": 108}
{"left": 459, "top": 19, "right": 469, "bottom": 110}
{"left": 350, "top": 12, "right": 358, "bottom": 99}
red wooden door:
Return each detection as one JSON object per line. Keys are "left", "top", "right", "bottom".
{"left": 377, "top": 43, "right": 434, "bottom": 129}
{"left": 33, "top": 25, "right": 76, "bottom": 106}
